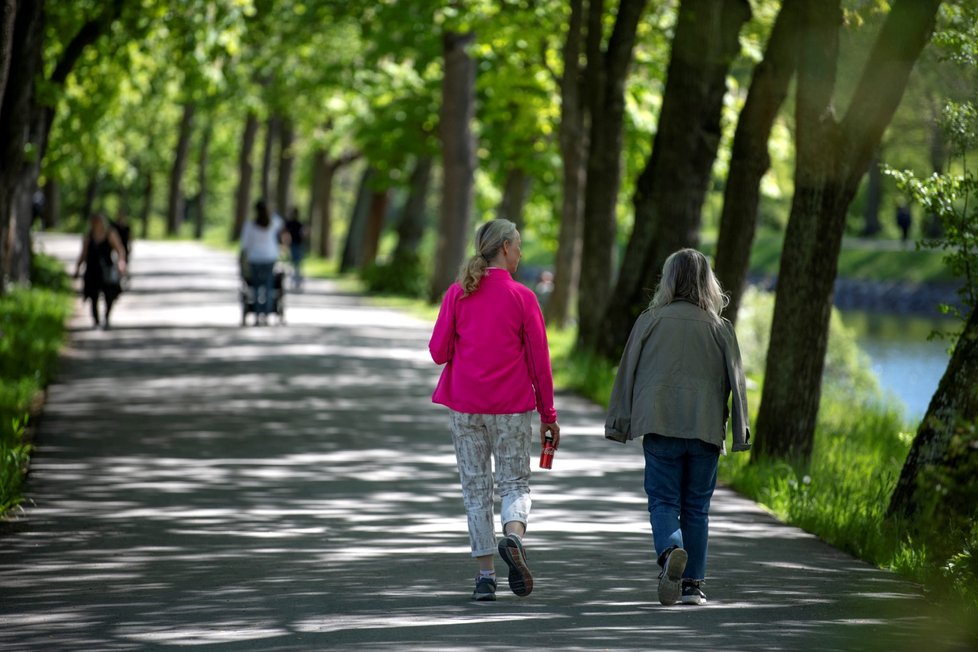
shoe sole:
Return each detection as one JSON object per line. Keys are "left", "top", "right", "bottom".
{"left": 680, "top": 593, "right": 707, "bottom": 606}
{"left": 472, "top": 592, "right": 497, "bottom": 602}
{"left": 658, "top": 548, "right": 687, "bottom": 606}
{"left": 498, "top": 537, "right": 534, "bottom": 597}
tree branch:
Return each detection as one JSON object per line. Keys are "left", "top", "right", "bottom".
{"left": 49, "top": 0, "right": 125, "bottom": 87}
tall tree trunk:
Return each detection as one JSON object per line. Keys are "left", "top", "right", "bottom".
{"left": 429, "top": 29, "right": 477, "bottom": 302}
{"left": 260, "top": 114, "right": 278, "bottom": 208}
{"left": 0, "top": 0, "right": 16, "bottom": 113}
{"left": 194, "top": 120, "right": 211, "bottom": 240}
{"left": 166, "top": 102, "right": 195, "bottom": 236}
{"left": 140, "top": 172, "right": 152, "bottom": 239}
{"left": 496, "top": 165, "right": 532, "bottom": 229}
{"left": 232, "top": 112, "right": 258, "bottom": 241}
{"left": 886, "top": 305, "right": 978, "bottom": 550}
{"left": 276, "top": 116, "right": 295, "bottom": 217}
{"left": 41, "top": 178, "right": 58, "bottom": 229}
{"left": 81, "top": 173, "right": 100, "bottom": 222}
{"left": 341, "top": 166, "right": 376, "bottom": 273}
{"left": 0, "top": 0, "right": 42, "bottom": 291}
{"left": 576, "top": 0, "right": 649, "bottom": 348}
{"left": 593, "top": 0, "right": 751, "bottom": 360}
{"left": 308, "top": 148, "right": 328, "bottom": 256}
{"left": 713, "top": 0, "right": 802, "bottom": 325}
{"left": 360, "top": 188, "right": 390, "bottom": 268}
{"left": 753, "top": 0, "right": 942, "bottom": 466}
{"left": 547, "top": 0, "right": 587, "bottom": 329}
{"left": 393, "top": 155, "right": 433, "bottom": 261}
{"left": 861, "top": 148, "right": 882, "bottom": 236}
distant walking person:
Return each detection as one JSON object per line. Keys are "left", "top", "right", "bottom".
{"left": 429, "top": 219, "right": 560, "bottom": 602}
{"left": 896, "top": 204, "right": 912, "bottom": 245}
{"left": 284, "top": 207, "right": 306, "bottom": 290}
{"left": 74, "top": 212, "right": 127, "bottom": 329}
{"left": 240, "top": 199, "right": 288, "bottom": 325}
{"left": 605, "top": 248, "right": 751, "bottom": 606}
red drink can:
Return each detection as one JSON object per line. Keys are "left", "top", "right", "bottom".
{"left": 539, "top": 433, "right": 556, "bottom": 469}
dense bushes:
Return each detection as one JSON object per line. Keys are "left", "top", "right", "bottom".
{"left": 0, "top": 254, "right": 72, "bottom": 515}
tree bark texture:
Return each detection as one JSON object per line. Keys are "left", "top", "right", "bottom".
{"left": 275, "top": 116, "right": 295, "bottom": 216}
{"left": 547, "top": 0, "right": 587, "bottom": 329}
{"left": 166, "top": 103, "right": 196, "bottom": 236}
{"left": 496, "top": 166, "right": 531, "bottom": 230}
{"left": 232, "top": 112, "right": 258, "bottom": 241}
{"left": 886, "top": 305, "right": 978, "bottom": 546}
{"left": 0, "top": 0, "right": 42, "bottom": 291}
{"left": 861, "top": 149, "right": 882, "bottom": 236}
{"left": 140, "top": 172, "right": 152, "bottom": 239}
{"left": 753, "top": 0, "right": 942, "bottom": 465}
{"left": 41, "top": 177, "right": 58, "bottom": 229}
{"left": 260, "top": 115, "right": 278, "bottom": 208}
{"left": 429, "top": 30, "right": 477, "bottom": 302}
{"left": 340, "top": 165, "right": 375, "bottom": 273}
{"left": 592, "top": 0, "right": 750, "bottom": 360}
{"left": 194, "top": 121, "right": 211, "bottom": 240}
{"left": 0, "top": 0, "right": 16, "bottom": 116}
{"left": 576, "top": 0, "right": 649, "bottom": 348}
{"left": 360, "top": 189, "right": 390, "bottom": 268}
{"left": 713, "top": 0, "right": 802, "bottom": 325}
{"left": 393, "top": 155, "right": 433, "bottom": 261}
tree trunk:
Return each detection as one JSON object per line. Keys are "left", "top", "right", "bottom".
{"left": 713, "top": 0, "right": 802, "bottom": 325}
{"left": 42, "top": 178, "right": 59, "bottom": 229}
{"left": 276, "top": 116, "right": 295, "bottom": 217}
{"left": 393, "top": 155, "right": 433, "bottom": 261}
{"left": 576, "top": 0, "right": 649, "bottom": 348}
{"left": 496, "top": 165, "right": 532, "bottom": 229}
{"left": 140, "top": 171, "right": 153, "bottom": 239}
{"left": 308, "top": 148, "right": 328, "bottom": 256}
{"left": 232, "top": 112, "right": 258, "bottom": 241}
{"left": 0, "top": 0, "right": 16, "bottom": 113}
{"left": 260, "top": 114, "right": 278, "bottom": 208}
{"left": 861, "top": 148, "right": 882, "bottom": 236}
{"left": 341, "top": 165, "right": 376, "bottom": 273}
{"left": 166, "top": 102, "right": 195, "bottom": 236}
{"left": 429, "top": 29, "right": 477, "bottom": 302}
{"left": 81, "top": 174, "right": 100, "bottom": 222}
{"left": 593, "top": 0, "right": 751, "bottom": 360}
{"left": 360, "top": 188, "right": 390, "bottom": 268}
{"left": 0, "top": 0, "right": 42, "bottom": 291}
{"left": 546, "top": 0, "right": 587, "bottom": 329}
{"left": 194, "top": 120, "right": 211, "bottom": 240}
{"left": 886, "top": 305, "right": 978, "bottom": 550}
{"left": 753, "top": 0, "right": 942, "bottom": 466}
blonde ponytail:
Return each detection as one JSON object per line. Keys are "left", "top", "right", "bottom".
{"left": 457, "top": 219, "right": 517, "bottom": 296}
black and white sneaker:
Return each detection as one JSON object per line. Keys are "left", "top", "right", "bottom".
{"left": 472, "top": 576, "right": 497, "bottom": 601}
{"left": 657, "top": 547, "right": 688, "bottom": 606}
{"left": 498, "top": 534, "right": 534, "bottom": 597}
{"left": 681, "top": 580, "right": 707, "bottom": 605}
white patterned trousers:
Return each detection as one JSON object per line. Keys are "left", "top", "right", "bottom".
{"left": 448, "top": 410, "right": 533, "bottom": 557}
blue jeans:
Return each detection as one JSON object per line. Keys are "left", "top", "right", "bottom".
{"left": 250, "top": 262, "right": 276, "bottom": 315}
{"left": 643, "top": 434, "right": 719, "bottom": 581}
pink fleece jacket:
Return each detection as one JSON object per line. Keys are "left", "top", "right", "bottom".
{"left": 429, "top": 268, "right": 558, "bottom": 424}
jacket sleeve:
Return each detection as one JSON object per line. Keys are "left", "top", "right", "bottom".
{"left": 605, "top": 312, "right": 652, "bottom": 443}
{"left": 722, "top": 320, "right": 751, "bottom": 452}
{"left": 522, "top": 293, "right": 558, "bottom": 424}
{"left": 429, "top": 286, "right": 458, "bottom": 365}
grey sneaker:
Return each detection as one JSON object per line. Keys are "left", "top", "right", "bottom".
{"left": 657, "top": 547, "right": 688, "bottom": 606}
{"left": 498, "top": 534, "right": 534, "bottom": 597}
{"left": 472, "top": 576, "right": 497, "bottom": 601}
{"left": 681, "top": 580, "right": 707, "bottom": 605}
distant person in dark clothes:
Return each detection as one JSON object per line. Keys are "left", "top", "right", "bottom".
{"left": 74, "top": 212, "right": 127, "bottom": 330}
{"left": 896, "top": 204, "right": 912, "bottom": 245}
{"left": 284, "top": 207, "right": 306, "bottom": 290}
{"left": 111, "top": 210, "right": 133, "bottom": 262}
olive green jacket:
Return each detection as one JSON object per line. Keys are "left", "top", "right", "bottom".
{"left": 605, "top": 300, "right": 751, "bottom": 454}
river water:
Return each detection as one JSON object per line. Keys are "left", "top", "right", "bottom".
{"left": 838, "top": 310, "right": 954, "bottom": 422}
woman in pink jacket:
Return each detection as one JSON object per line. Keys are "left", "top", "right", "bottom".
{"left": 429, "top": 219, "right": 560, "bottom": 602}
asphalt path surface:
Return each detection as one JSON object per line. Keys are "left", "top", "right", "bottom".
{"left": 0, "top": 234, "right": 964, "bottom": 651}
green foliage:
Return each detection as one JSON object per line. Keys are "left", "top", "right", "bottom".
{"left": 361, "top": 251, "right": 429, "bottom": 298}
{"left": 0, "top": 254, "right": 73, "bottom": 516}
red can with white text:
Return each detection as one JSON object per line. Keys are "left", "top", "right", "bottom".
{"left": 539, "top": 433, "right": 557, "bottom": 469}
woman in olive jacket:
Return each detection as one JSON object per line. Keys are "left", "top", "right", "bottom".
{"left": 606, "top": 248, "right": 751, "bottom": 607}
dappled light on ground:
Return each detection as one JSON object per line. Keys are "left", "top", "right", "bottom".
{"left": 0, "top": 236, "right": 966, "bottom": 651}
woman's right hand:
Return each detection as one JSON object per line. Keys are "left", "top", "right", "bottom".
{"left": 540, "top": 421, "right": 560, "bottom": 449}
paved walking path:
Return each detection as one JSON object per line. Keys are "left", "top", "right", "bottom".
{"left": 0, "top": 235, "right": 952, "bottom": 651}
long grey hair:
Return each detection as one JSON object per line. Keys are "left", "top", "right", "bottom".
{"left": 457, "top": 219, "right": 518, "bottom": 296}
{"left": 650, "top": 248, "right": 729, "bottom": 322}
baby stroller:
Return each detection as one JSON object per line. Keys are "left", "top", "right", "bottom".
{"left": 240, "top": 260, "right": 286, "bottom": 326}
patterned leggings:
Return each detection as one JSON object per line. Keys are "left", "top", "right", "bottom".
{"left": 449, "top": 410, "right": 533, "bottom": 557}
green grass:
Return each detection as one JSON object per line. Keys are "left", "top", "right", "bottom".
{"left": 0, "top": 254, "right": 73, "bottom": 516}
